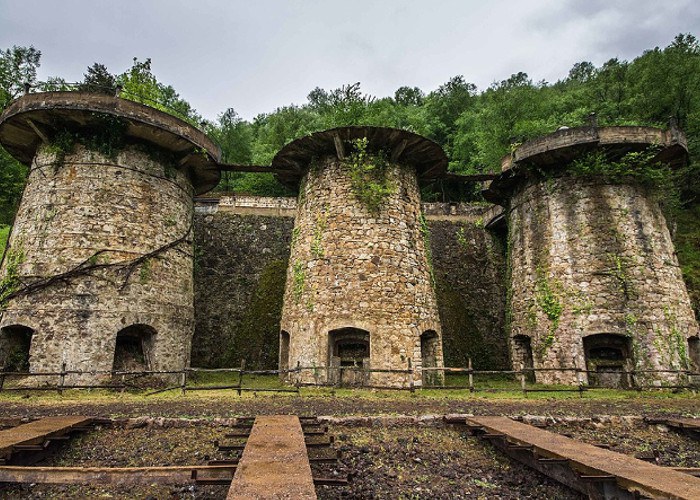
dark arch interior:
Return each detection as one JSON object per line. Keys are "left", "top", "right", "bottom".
{"left": 689, "top": 336, "right": 700, "bottom": 372}
{"left": 279, "top": 330, "right": 290, "bottom": 372}
{"left": 0, "top": 325, "right": 34, "bottom": 372}
{"left": 113, "top": 324, "right": 155, "bottom": 372}
{"left": 328, "top": 327, "right": 370, "bottom": 386}
{"left": 512, "top": 335, "right": 535, "bottom": 382}
{"left": 583, "top": 333, "right": 633, "bottom": 388}
{"left": 329, "top": 327, "right": 370, "bottom": 367}
{"left": 420, "top": 330, "right": 440, "bottom": 385}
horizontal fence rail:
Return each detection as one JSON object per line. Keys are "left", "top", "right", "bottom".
{"left": 0, "top": 359, "right": 698, "bottom": 396}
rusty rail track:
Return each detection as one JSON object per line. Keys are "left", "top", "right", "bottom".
{"left": 0, "top": 414, "right": 346, "bottom": 494}
{"left": 463, "top": 416, "right": 700, "bottom": 500}
{"left": 645, "top": 417, "right": 700, "bottom": 442}
{"left": 218, "top": 415, "right": 348, "bottom": 497}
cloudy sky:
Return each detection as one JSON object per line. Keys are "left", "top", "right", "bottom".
{"left": 1, "top": 0, "right": 698, "bottom": 120}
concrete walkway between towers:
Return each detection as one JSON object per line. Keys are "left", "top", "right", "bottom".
{"left": 227, "top": 415, "right": 316, "bottom": 499}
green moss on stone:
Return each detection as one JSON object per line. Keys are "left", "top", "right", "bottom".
{"left": 227, "top": 258, "right": 288, "bottom": 369}
{"left": 674, "top": 203, "right": 700, "bottom": 320}
{"left": 0, "top": 226, "right": 9, "bottom": 256}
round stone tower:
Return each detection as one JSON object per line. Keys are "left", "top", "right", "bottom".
{"left": 0, "top": 92, "right": 221, "bottom": 383}
{"left": 485, "top": 125, "right": 699, "bottom": 386}
{"left": 274, "top": 127, "right": 444, "bottom": 387}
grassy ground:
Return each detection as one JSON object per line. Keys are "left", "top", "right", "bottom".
{"left": 1, "top": 372, "right": 698, "bottom": 399}
{"left": 0, "top": 225, "right": 8, "bottom": 256}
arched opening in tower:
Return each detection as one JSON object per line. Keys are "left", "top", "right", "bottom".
{"left": 0, "top": 325, "right": 34, "bottom": 372}
{"left": 689, "top": 336, "right": 700, "bottom": 372}
{"left": 512, "top": 335, "right": 534, "bottom": 382}
{"left": 279, "top": 330, "right": 290, "bottom": 373}
{"left": 328, "top": 327, "right": 370, "bottom": 386}
{"left": 583, "top": 333, "right": 633, "bottom": 388}
{"left": 420, "top": 330, "right": 440, "bottom": 386}
{"left": 113, "top": 324, "right": 155, "bottom": 372}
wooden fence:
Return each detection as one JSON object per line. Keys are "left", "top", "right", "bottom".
{"left": 0, "top": 360, "right": 697, "bottom": 396}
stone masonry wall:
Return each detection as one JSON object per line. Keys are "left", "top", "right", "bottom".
{"left": 191, "top": 200, "right": 508, "bottom": 372}
{"left": 508, "top": 177, "right": 699, "bottom": 385}
{"left": 192, "top": 210, "right": 294, "bottom": 368}
{"left": 429, "top": 208, "right": 508, "bottom": 369}
{"left": 0, "top": 144, "right": 195, "bottom": 382}
{"left": 279, "top": 157, "right": 443, "bottom": 387}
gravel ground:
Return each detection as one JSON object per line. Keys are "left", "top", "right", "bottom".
{"left": 546, "top": 420, "right": 700, "bottom": 468}
{"left": 315, "top": 425, "right": 582, "bottom": 499}
{"left": 0, "top": 394, "right": 697, "bottom": 499}
{"left": 0, "top": 393, "right": 698, "bottom": 420}
{"left": 0, "top": 423, "right": 584, "bottom": 500}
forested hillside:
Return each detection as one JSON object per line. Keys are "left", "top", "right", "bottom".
{"left": 1, "top": 34, "right": 699, "bottom": 315}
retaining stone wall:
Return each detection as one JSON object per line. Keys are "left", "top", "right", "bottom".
{"left": 191, "top": 212, "right": 294, "bottom": 368}
{"left": 192, "top": 198, "right": 508, "bottom": 371}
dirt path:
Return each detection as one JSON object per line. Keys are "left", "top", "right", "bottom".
{"left": 0, "top": 394, "right": 698, "bottom": 419}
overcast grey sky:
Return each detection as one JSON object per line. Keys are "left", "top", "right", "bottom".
{"left": 1, "top": 0, "right": 698, "bottom": 120}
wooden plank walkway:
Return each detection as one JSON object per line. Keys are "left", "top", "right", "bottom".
{"left": 0, "top": 416, "right": 93, "bottom": 461}
{"left": 0, "top": 464, "right": 236, "bottom": 486}
{"left": 467, "top": 416, "right": 700, "bottom": 500}
{"left": 227, "top": 415, "right": 316, "bottom": 499}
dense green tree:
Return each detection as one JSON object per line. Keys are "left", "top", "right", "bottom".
{"left": 394, "top": 86, "right": 424, "bottom": 106}
{"left": 0, "top": 46, "right": 38, "bottom": 231}
{"left": 117, "top": 58, "right": 202, "bottom": 125}
{"left": 423, "top": 75, "right": 477, "bottom": 151}
{"left": 0, "top": 46, "right": 41, "bottom": 108}
{"left": 78, "top": 63, "right": 117, "bottom": 94}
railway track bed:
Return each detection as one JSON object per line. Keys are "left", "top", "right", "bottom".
{"left": 0, "top": 414, "right": 698, "bottom": 498}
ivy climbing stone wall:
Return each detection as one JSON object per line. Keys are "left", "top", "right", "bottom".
{"left": 191, "top": 210, "right": 294, "bottom": 368}
{"left": 508, "top": 177, "right": 699, "bottom": 385}
{"left": 0, "top": 144, "right": 195, "bottom": 383}
{"left": 429, "top": 209, "right": 508, "bottom": 369}
{"left": 191, "top": 200, "right": 508, "bottom": 373}
{"left": 279, "top": 156, "right": 443, "bottom": 387}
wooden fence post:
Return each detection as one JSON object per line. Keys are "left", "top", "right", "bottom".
{"left": 520, "top": 364, "right": 527, "bottom": 397}
{"left": 58, "top": 362, "right": 66, "bottom": 395}
{"left": 408, "top": 358, "right": 415, "bottom": 393}
{"left": 0, "top": 366, "right": 5, "bottom": 393}
{"left": 238, "top": 359, "right": 246, "bottom": 397}
{"left": 468, "top": 357, "right": 474, "bottom": 393}
{"left": 295, "top": 361, "right": 301, "bottom": 388}
{"left": 180, "top": 369, "right": 187, "bottom": 396}
{"left": 574, "top": 362, "right": 584, "bottom": 398}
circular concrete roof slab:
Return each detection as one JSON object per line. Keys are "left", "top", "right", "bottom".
{"left": 484, "top": 125, "right": 688, "bottom": 204}
{"left": 0, "top": 92, "right": 222, "bottom": 195}
{"left": 271, "top": 126, "right": 448, "bottom": 186}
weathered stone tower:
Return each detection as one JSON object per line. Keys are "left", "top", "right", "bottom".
{"left": 0, "top": 92, "right": 221, "bottom": 383}
{"left": 275, "top": 127, "right": 444, "bottom": 387}
{"left": 486, "top": 125, "right": 699, "bottom": 386}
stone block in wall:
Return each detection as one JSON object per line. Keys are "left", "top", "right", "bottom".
{"left": 192, "top": 212, "right": 294, "bottom": 368}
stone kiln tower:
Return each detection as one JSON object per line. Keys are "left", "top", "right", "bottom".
{"left": 275, "top": 127, "right": 444, "bottom": 387}
{"left": 0, "top": 92, "right": 221, "bottom": 382}
{"left": 485, "top": 125, "right": 699, "bottom": 386}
